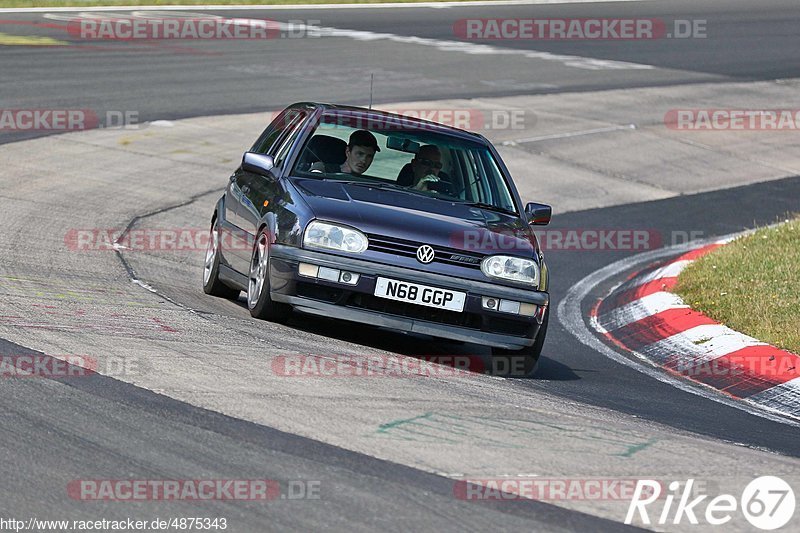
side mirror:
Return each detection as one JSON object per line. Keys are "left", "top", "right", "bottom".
{"left": 525, "top": 202, "right": 551, "bottom": 226}
{"left": 242, "top": 152, "right": 275, "bottom": 177}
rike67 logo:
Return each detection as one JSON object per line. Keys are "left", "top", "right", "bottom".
{"left": 626, "top": 477, "right": 795, "bottom": 530}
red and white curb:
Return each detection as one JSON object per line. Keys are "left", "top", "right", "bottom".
{"left": 558, "top": 233, "right": 800, "bottom": 427}
{"left": 589, "top": 240, "right": 800, "bottom": 421}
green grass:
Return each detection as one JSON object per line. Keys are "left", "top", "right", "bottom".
{"left": 1, "top": 0, "right": 482, "bottom": 7}
{"left": 675, "top": 216, "right": 800, "bottom": 355}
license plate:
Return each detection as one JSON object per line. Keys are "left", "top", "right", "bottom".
{"left": 374, "top": 277, "right": 466, "bottom": 312}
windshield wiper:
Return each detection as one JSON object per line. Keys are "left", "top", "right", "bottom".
{"left": 345, "top": 180, "right": 407, "bottom": 190}
{"left": 346, "top": 181, "right": 473, "bottom": 204}
{"left": 345, "top": 181, "right": 438, "bottom": 196}
{"left": 460, "top": 202, "right": 517, "bottom": 216}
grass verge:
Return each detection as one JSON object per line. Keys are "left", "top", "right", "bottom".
{"left": 675, "top": 216, "right": 800, "bottom": 355}
{"left": 1, "top": 0, "right": 479, "bottom": 8}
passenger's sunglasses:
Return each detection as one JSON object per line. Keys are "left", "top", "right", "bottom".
{"left": 417, "top": 158, "right": 443, "bottom": 169}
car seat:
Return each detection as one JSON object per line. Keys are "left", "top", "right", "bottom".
{"left": 297, "top": 134, "right": 347, "bottom": 172}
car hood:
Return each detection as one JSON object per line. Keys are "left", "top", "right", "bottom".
{"left": 291, "top": 178, "right": 539, "bottom": 257}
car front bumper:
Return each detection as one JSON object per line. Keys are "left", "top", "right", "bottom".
{"left": 269, "top": 244, "right": 548, "bottom": 350}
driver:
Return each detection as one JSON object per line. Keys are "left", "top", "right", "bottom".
{"left": 340, "top": 129, "right": 380, "bottom": 175}
{"left": 397, "top": 144, "right": 450, "bottom": 193}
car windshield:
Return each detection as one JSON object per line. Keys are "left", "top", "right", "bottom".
{"left": 291, "top": 111, "right": 518, "bottom": 214}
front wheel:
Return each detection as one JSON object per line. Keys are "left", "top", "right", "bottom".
{"left": 491, "top": 307, "right": 549, "bottom": 377}
{"left": 202, "top": 217, "right": 241, "bottom": 300}
{"left": 247, "top": 229, "right": 291, "bottom": 322}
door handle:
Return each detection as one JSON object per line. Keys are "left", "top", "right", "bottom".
{"left": 241, "top": 185, "right": 250, "bottom": 194}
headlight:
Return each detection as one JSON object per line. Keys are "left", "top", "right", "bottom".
{"left": 481, "top": 255, "right": 539, "bottom": 286}
{"left": 303, "top": 221, "right": 368, "bottom": 253}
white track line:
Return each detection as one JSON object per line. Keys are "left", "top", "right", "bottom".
{"left": 31, "top": 6, "right": 656, "bottom": 71}
{"left": 629, "top": 259, "right": 692, "bottom": 287}
{"left": 0, "top": 1, "right": 658, "bottom": 14}
{"left": 306, "top": 24, "right": 653, "bottom": 70}
{"left": 748, "top": 378, "right": 800, "bottom": 418}
{"left": 597, "top": 291, "right": 687, "bottom": 331}
{"left": 639, "top": 324, "right": 766, "bottom": 367}
{"left": 502, "top": 124, "right": 636, "bottom": 146}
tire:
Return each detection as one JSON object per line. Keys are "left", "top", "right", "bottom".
{"left": 247, "top": 228, "right": 291, "bottom": 322}
{"left": 490, "top": 307, "right": 549, "bottom": 377}
{"left": 202, "top": 216, "right": 241, "bottom": 300}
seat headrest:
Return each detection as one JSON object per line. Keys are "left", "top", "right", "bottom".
{"left": 306, "top": 135, "right": 347, "bottom": 165}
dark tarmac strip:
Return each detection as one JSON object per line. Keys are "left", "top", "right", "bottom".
{"left": 0, "top": 338, "right": 638, "bottom": 532}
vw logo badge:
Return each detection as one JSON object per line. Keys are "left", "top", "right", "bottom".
{"left": 416, "top": 245, "right": 435, "bottom": 264}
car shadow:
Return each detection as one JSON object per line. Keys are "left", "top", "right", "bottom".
{"left": 530, "top": 354, "right": 582, "bottom": 381}
{"left": 232, "top": 298, "right": 576, "bottom": 380}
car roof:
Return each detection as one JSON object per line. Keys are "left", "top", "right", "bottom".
{"left": 290, "top": 102, "right": 488, "bottom": 143}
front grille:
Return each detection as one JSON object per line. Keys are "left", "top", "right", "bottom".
{"left": 367, "top": 234, "right": 483, "bottom": 268}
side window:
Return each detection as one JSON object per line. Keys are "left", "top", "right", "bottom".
{"left": 477, "top": 151, "right": 515, "bottom": 211}
{"left": 273, "top": 113, "right": 308, "bottom": 169}
{"left": 443, "top": 148, "right": 466, "bottom": 199}
{"left": 251, "top": 108, "right": 307, "bottom": 155}
{"left": 452, "top": 151, "right": 473, "bottom": 201}
{"left": 465, "top": 150, "right": 490, "bottom": 203}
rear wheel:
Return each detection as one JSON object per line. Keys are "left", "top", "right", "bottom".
{"left": 202, "top": 217, "right": 241, "bottom": 299}
{"left": 491, "top": 307, "right": 548, "bottom": 377}
{"left": 247, "top": 229, "right": 291, "bottom": 322}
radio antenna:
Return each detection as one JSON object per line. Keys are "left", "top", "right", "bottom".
{"left": 369, "top": 73, "right": 374, "bottom": 110}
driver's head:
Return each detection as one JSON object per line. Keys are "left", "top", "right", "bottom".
{"left": 343, "top": 130, "right": 380, "bottom": 175}
{"left": 411, "top": 145, "right": 443, "bottom": 181}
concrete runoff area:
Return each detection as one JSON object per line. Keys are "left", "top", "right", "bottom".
{"left": 1, "top": 79, "right": 800, "bottom": 529}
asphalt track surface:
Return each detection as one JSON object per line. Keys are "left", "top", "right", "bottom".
{"left": 0, "top": 0, "right": 799, "bottom": 144}
{"left": 1, "top": 1, "right": 800, "bottom": 531}
{"left": 0, "top": 341, "right": 634, "bottom": 532}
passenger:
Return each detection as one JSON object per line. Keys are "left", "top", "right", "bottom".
{"left": 340, "top": 129, "right": 380, "bottom": 175}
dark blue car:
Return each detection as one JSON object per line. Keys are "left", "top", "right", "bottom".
{"left": 203, "top": 103, "right": 551, "bottom": 375}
